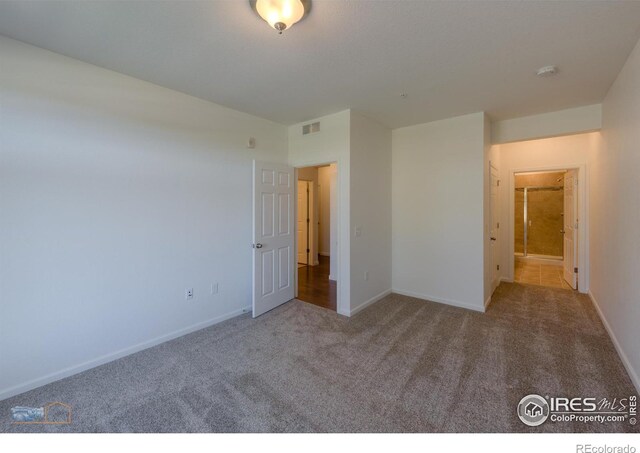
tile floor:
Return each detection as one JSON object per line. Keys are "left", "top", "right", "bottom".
{"left": 514, "top": 260, "right": 573, "bottom": 289}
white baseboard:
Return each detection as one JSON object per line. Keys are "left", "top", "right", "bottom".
{"left": 500, "top": 277, "right": 514, "bottom": 283}
{"left": 484, "top": 295, "right": 493, "bottom": 310}
{"left": 349, "top": 289, "right": 392, "bottom": 317}
{"left": 392, "top": 288, "right": 485, "bottom": 313}
{"left": 0, "top": 305, "right": 251, "bottom": 401}
{"left": 588, "top": 291, "right": 639, "bottom": 394}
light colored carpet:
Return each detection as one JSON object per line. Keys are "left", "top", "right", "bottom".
{"left": 0, "top": 283, "right": 637, "bottom": 433}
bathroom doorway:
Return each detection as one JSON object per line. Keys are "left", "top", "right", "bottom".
{"left": 513, "top": 170, "right": 576, "bottom": 290}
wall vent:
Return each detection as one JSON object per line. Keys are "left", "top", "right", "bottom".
{"left": 302, "top": 122, "right": 320, "bottom": 135}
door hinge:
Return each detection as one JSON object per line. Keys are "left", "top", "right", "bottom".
{"left": 497, "top": 180, "right": 500, "bottom": 187}
{"left": 574, "top": 267, "right": 578, "bottom": 273}
{"left": 497, "top": 222, "right": 500, "bottom": 229}
{"left": 307, "top": 248, "right": 310, "bottom": 253}
{"left": 497, "top": 264, "right": 500, "bottom": 271}
{"left": 306, "top": 218, "right": 310, "bottom": 223}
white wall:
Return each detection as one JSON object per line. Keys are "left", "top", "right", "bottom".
{"left": 288, "top": 110, "right": 392, "bottom": 316}
{"left": 288, "top": 111, "right": 351, "bottom": 315}
{"left": 588, "top": 37, "right": 640, "bottom": 392}
{"left": 493, "top": 132, "right": 596, "bottom": 292}
{"left": 0, "top": 37, "right": 288, "bottom": 399}
{"left": 492, "top": 104, "right": 602, "bottom": 144}
{"left": 349, "top": 111, "right": 392, "bottom": 314}
{"left": 392, "top": 112, "right": 486, "bottom": 312}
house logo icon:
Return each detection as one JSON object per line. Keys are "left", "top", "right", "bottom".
{"left": 517, "top": 394, "right": 549, "bottom": 426}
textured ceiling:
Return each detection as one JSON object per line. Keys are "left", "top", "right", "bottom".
{"left": 1, "top": 1, "right": 640, "bottom": 128}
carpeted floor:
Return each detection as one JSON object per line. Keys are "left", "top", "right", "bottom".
{"left": 1, "top": 283, "right": 637, "bottom": 433}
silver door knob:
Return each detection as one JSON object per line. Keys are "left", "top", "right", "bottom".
{"left": 253, "top": 243, "right": 263, "bottom": 249}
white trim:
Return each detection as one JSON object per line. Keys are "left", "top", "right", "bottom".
{"left": 392, "top": 288, "right": 485, "bottom": 313}
{"left": 348, "top": 289, "right": 392, "bottom": 316}
{"left": 0, "top": 305, "right": 251, "bottom": 401}
{"left": 507, "top": 163, "right": 589, "bottom": 294}
{"left": 500, "top": 277, "right": 514, "bottom": 283}
{"left": 588, "top": 291, "right": 640, "bottom": 394}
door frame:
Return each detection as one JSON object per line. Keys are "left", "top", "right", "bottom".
{"left": 294, "top": 162, "right": 341, "bottom": 312}
{"left": 296, "top": 179, "right": 313, "bottom": 265}
{"left": 489, "top": 163, "right": 500, "bottom": 295}
{"left": 506, "top": 163, "right": 589, "bottom": 293}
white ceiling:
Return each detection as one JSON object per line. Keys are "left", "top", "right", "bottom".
{"left": 1, "top": 1, "right": 640, "bottom": 128}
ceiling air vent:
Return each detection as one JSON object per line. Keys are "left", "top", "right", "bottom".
{"left": 302, "top": 122, "right": 320, "bottom": 135}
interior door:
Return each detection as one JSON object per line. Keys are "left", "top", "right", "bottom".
{"left": 490, "top": 164, "right": 500, "bottom": 293}
{"left": 253, "top": 161, "right": 295, "bottom": 317}
{"left": 563, "top": 169, "right": 578, "bottom": 289}
{"left": 297, "top": 180, "right": 308, "bottom": 264}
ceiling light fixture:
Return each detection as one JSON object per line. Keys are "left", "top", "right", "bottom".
{"left": 250, "top": 0, "right": 310, "bottom": 34}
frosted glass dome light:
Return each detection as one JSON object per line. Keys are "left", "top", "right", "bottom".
{"left": 253, "top": 0, "right": 308, "bottom": 34}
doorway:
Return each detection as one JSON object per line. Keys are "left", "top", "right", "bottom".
{"left": 513, "top": 170, "right": 576, "bottom": 290}
{"left": 296, "top": 164, "right": 337, "bottom": 311}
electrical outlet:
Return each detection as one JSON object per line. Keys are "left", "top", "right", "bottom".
{"left": 211, "top": 283, "right": 219, "bottom": 295}
{"left": 185, "top": 288, "right": 194, "bottom": 300}
{"left": 364, "top": 271, "right": 369, "bottom": 281}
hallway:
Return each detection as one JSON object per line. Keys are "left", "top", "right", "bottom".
{"left": 297, "top": 256, "right": 336, "bottom": 311}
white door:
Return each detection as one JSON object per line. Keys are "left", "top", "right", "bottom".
{"left": 297, "top": 180, "right": 308, "bottom": 264}
{"left": 490, "top": 165, "right": 500, "bottom": 293}
{"left": 563, "top": 169, "right": 578, "bottom": 289}
{"left": 253, "top": 161, "right": 295, "bottom": 317}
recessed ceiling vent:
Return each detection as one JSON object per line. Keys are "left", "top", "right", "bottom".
{"left": 302, "top": 122, "right": 320, "bottom": 135}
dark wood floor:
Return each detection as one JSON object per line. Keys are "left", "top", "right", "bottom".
{"left": 297, "top": 255, "right": 337, "bottom": 311}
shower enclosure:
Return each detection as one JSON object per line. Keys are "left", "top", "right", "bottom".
{"left": 514, "top": 172, "right": 564, "bottom": 260}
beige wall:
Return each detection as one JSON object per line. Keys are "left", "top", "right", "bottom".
{"left": 288, "top": 110, "right": 392, "bottom": 316}
{"left": 589, "top": 37, "right": 640, "bottom": 392}
{"left": 0, "top": 37, "right": 289, "bottom": 399}
{"left": 288, "top": 110, "right": 351, "bottom": 315}
{"left": 393, "top": 112, "right": 486, "bottom": 311}
{"left": 491, "top": 104, "right": 601, "bottom": 144}
{"left": 349, "top": 111, "right": 392, "bottom": 314}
